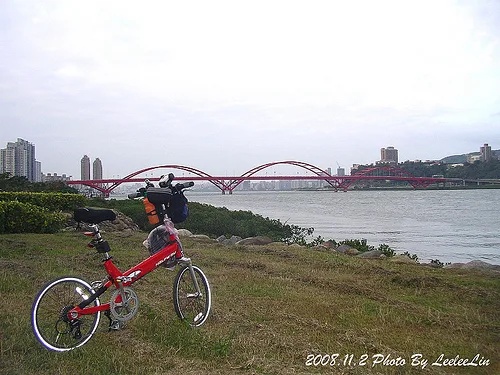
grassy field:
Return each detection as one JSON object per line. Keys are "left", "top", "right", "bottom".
{"left": 0, "top": 230, "right": 499, "bottom": 375}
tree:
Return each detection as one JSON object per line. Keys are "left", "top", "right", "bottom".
{"left": 0, "top": 173, "right": 78, "bottom": 193}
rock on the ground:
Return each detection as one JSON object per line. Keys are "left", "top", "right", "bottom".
{"left": 345, "top": 248, "right": 361, "bottom": 256}
{"left": 357, "top": 249, "right": 385, "bottom": 259}
{"left": 226, "top": 235, "right": 242, "bottom": 245}
{"left": 334, "top": 244, "right": 361, "bottom": 256}
{"left": 216, "top": 235, "right": 243, "bottom": 245}
{"left": 236, "top": 236, "right": 273, "bottom": 246}
{"left": 322, "top": 241, "right": 337, "bottom": 249}
{"left": 191, "top": 234, "right": 213, "bottom": 241}
{"left": 389, "top": 255, "right": 419, "bottom": 264}
{"left": 335, "top": 244, "right": 354, "bottom": 254}
{"left": 445, "top": 260, "right": 500, "bottom": 271}
{"left": 177, "top": 229, "right": 193, "bottom": 237}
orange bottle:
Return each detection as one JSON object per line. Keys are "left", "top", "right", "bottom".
{"left": 143, "top": 198, "right": 160, "bottom": 225}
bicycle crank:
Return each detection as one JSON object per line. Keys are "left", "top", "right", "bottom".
{"left": 109, "top": 287, "right": 139, "bottom": 322}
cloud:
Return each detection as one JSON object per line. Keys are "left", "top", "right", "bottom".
{"left": 1, "top": 0, "right": 500, "bottom": 178}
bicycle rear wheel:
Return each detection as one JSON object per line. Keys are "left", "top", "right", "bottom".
{"left": 173, "top": 265, "right": 211, "bottom": 327}
{"left": 31, "top": 276, "right": 101, "bottom": 351}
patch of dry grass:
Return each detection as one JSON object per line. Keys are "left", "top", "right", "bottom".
{"left": 1, "top": 231, "right": 499, "bottom": 374}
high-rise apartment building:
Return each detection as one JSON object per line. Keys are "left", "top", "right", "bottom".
{"left": 0, "top": 147, "right": 14, "bottom": 175}
{"left": 35, "top": 161, "right": 42, "bottom": 182}
{"left": 480, "top": 143, "right": 492, "bottom": 162}
{"left": 93, "top": 158, "right": 103, "bottom": 180}
{"left": 380, "top": 146, "right": 398, "bottom": 164}
{"left": 81, "top": 155, "right": 91, "bottom": 180}
{"left": 0, "top": 138, "right": 39, "bottom": 181}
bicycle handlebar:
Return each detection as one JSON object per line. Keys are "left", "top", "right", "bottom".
{"left": 175, "top": 181, "right": 194, "bottom": 190}
{"left": 127, "top": 175, "right": 193, "bottom": 199}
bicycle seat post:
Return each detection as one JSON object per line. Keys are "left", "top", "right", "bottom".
{"left": 86, "top": 224, "right": 111, "bottom": 260}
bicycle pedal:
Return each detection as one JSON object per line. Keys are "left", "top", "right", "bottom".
{"left": 109, "top": 320, "right": 125, "bottom": 331}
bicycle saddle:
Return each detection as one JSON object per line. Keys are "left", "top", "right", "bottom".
{"left": 74, "top": 208, "right": 117, "bottom": 224}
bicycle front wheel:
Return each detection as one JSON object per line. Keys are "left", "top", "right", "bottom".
{"left": 173, "top": 265, "right": 211, "bottom": 327}
{"left": 31, "top": 276, "right": 101, "bottom": 351}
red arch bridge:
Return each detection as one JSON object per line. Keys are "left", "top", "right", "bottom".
{"left": 66, "top": 161, "right": 466, "bottom": 197}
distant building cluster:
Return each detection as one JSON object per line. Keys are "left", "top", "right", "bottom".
{"left": 222, "top": 166, "right": 347, "bottom": 192}
{"left": 466, "top": 143, "right": 494, "bottom": 163}
{"left": 0, "top": 138, "right": 107, "bottom": 185}
{"left": 42, "top": 173, "right": 71, "bottom": 182}
{"left": 374, "top": 143, "right": 497, "bottom": 168}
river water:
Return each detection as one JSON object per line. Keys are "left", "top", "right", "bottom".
{"left": 185, "top": 189, "right": 500, "bottom": 265}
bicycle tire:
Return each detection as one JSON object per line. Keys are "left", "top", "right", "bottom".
{"left": 173, "top": 265, "right": 211, "bottom": 327}
{"left": 31, "top": 276, "right": 101, "bottom": 351}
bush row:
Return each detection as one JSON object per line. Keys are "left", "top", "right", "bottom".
{"left": 0, "top": 192, "right": 86, "bottom": 234}
{"left": 0, "top": 201, "right": 66, "bottom": 234}
{"left": 0, "top": 192, "right": 86, "bottom": 212}
{"left": 89, "top": 198, "right": 307, "bottom": 242}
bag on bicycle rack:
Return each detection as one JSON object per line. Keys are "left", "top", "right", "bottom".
{"left": 145, "top": 186, "right": 189, "bottom": 224}
{"left": 166, "top": 192, "right": 189, "bottom": 223}
{"left": 146, "top": 187, "right": 172, "bottom": 204}
{"left": 143, "top": 225, "right": 169, "bottom": 255}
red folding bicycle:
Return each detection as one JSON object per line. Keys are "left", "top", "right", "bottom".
{"left": 31, "top": 174, "right": 211, "bottom": 352}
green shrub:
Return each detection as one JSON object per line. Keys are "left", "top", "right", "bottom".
{"left": 326, "top": 238, "right": 396, "bottom": 257}
{"left": 430, "top": 259, "right": 444, "bottom": 268}
{"left": 377, "top": 243, "right": 395, "bottom": 257}
{"left": 402, "top": 251, "right": 419, "bottom": 262}
{"left": 0, "top": 192, "right": 86, "bottom": 212}
{"left": 0, "top": 201, "right": 66, "bottom": 234}
{"left": 338, "top": 238, "right": 374, "bottom": 252}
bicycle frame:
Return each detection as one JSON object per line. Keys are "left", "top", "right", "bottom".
{"left": 66, "top": 225, "right": 197, "bottom": 321}
{"left": 32, "top": 176, "right": 211, "bottom": 352}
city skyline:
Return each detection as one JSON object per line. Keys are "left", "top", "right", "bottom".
{"left": 1, "top": 137, "right": 497, "bottom": 181}
{"left": 1, "top": 1, "right": 499, "bottom": 179}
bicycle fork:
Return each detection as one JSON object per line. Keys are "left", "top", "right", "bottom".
{"left": 178, "top": 256, "right": 202, "bottom": 298}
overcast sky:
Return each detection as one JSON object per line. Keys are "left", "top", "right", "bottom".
{"left": 1, "top": 0, "right": 499, "bottom": 179}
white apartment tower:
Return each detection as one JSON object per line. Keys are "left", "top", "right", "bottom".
{"left": 0, "top": 138, "right": 39, "bottom": 182}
